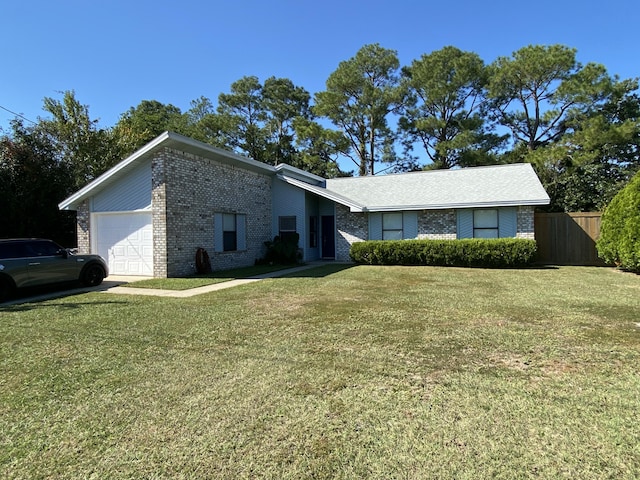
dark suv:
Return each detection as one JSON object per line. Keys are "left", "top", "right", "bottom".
{"left": 0, "top": 239, "right": 108, "bottom": 302}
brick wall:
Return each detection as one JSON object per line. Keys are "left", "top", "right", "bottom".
{"left": 516, "top": 206, "right": 535, "bottom": 239}
{"left": 335, "top": 204, "right": 367, "bottom": 261}
{"left": 153, "top": 147, "right": 272, "bottom": 277}
{"left": 417, "top": 209, "right": 457, "bottom": 240}
{"left": 76, "top": 200, "right": 91, "bottom": 254}
{"left": 151, "top": 153, "right": 168, "bottom": 277}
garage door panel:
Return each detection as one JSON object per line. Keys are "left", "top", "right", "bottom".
{"left": 94, "top": 213, "right": 153, "bottom": 276}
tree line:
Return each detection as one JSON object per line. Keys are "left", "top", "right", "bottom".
{"left": 1, "top": 43, "right": 639, "bottom": 245}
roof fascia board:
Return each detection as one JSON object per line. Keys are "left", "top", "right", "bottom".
{"left": 365, "top": 199, "right": 550, "bottom": 212}
{"left": 274, "top": 164, "right": 326, "bottom": 185}
{"left": 277, "top": 175, "right": 365, "bottom": 212}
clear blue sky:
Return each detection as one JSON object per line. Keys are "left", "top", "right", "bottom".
{"left": 1, "top": 0, "right": 639, "bottom": 131}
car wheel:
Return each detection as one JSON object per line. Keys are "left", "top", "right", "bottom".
{"left": 82, "top": 264, "right": 106, "bottom": 287}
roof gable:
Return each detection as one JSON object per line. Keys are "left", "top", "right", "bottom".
{"left": 59, "top": 131, "right": 277, "bottom": 211}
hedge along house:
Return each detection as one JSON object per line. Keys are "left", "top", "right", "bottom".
{"left": 59, "top": 132, "right": 550, "bottom": 278}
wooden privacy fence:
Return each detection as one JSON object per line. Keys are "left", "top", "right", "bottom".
{"left": 534, "top": 212, "right": 608, "bottom": 266}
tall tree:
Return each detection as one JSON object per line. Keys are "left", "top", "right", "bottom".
{"left": 400, "top": 46, "right": 506, "bottom": 169}
{"left": 211, "top": 76, "right": 349, "bottom": 176}
{"left": 182, "top": 96, "right": 228, "bottom": 147}
{"left": 39, "top": 90, "right": 128, "bottom": 188}
{"left": 527, "top": 78, "right": 640, "bottom": 211}
{"left": 314, "top": 43, "right": 406, "bottom": 175}
{"left": 262, "top": 76, "right": 311, "bottom": 165}
{"left": 487, "top": 44, "right": 614, "bottom": 152}
{"left": 216, "top": 76, "right": 268, "bottom": 162}
{"left": 487, "top": 44, "right": 639, "bottom": 211}
{"left": 116, "top": 99, "right": 186, "bottom": 151}
{"left": 292, "top": 117, "right": 350, "bottom": 177}
{"left": 0, "top": 119, "right": 76, "bottom": 244}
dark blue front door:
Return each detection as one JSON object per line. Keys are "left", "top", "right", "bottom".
{"left": 321, "top": 215, "right": 335, "bottom": 259}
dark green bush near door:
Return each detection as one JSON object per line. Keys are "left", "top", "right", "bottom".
{"left": 261, "top": 233, "right": 301, "bottom": 265}
{"left": 350, "top": 238, "right": 538, "bottom": 268}
{"left": 597, "top": 171, "right": 640, "bottom": 272}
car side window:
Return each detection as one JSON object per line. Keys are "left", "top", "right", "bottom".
{"left": 27, "top": 241, "right": 63, "bottom": 257}
{"left": 0, "top": 242, "right": 29, "bottom": 259}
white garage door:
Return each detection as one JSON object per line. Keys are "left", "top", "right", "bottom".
{"left": 94, "top": 212, "right": 153, "bottom": 276}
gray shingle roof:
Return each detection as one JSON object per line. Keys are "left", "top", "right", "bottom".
{"left": 323, "top": 163, "right": 550, "bottom": 211}
{"left": 60, "top": 131, "right": 550, "bottom": 213}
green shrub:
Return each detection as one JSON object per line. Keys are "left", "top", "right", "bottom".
{"left": 260, "top": 233, "right": 301, "bottom": 265}
{"left": 597, "top": 172, "right": 640, "bottom": 272}
{"left": 350, "top": 238, "right": 538, "bottom": 268}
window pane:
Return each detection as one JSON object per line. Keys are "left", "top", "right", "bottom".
{"left": 30, "top": 240, "right": 61, "bottom": 256}
{"left": 223, "top": 231, "right": 237, "bottom": 251}
{"left": 383, "top": 230, "right": 403, "bottom": 241}
{"left": 474, "top": 228, "right": 499, "bottom": 239}
{"left": 383, "top": 213, "right": 403, "bottom": 230}
{"left": 309, "top": 216, "right": 318, "bottom": 248}
{"left": 474, "top": 209, "right": 498, "bottom": 229}
{"left": 223, "top": 213, "right": 236, "bottom": 232}
{"left": 279, "top": 216, "right": 296, "bottom": 232}
{"left": 0, "top": 242, "right": 26, "bottom": 259}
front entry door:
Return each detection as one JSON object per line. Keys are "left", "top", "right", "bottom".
{"left": 321, "top": 215, "right": 335, "bottom": 259}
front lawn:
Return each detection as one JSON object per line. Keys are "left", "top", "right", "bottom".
{"left": 1, "top": 266, "right": 639, "bottom": 478}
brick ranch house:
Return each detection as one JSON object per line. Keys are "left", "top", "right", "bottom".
{"left": 59, "top": 131, "right": 550, "bottom": 277}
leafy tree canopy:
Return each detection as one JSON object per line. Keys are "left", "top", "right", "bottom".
{"left": 314, "top": 43, "right": 406, "bottom": 175}
{"left": 3, "top": 43, "right": 639, "bottom": 220}
{"left": 400, "top": 46, "right": 507, "bottom": 169}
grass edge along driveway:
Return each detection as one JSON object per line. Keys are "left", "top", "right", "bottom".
{"left": 1, "top": 265, "right": 639, "bottom": 479}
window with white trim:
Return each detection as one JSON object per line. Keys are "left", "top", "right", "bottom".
{"left": 382, "top": 213, "right": 403, "bottom": 240}
{"left": 279, "top": 216, "right": 297, "bottom": 242}
{"left": 473, "top": 209, "right": 499, "bottom": 238}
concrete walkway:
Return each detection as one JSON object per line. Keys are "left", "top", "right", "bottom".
{"left": 102, "top": 263, "right": 327, "bottom": 298}
{"left": 0, "top": 263, "right": 342, "bottom": 306}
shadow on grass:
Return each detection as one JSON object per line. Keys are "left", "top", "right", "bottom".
{"left": 0, "top": 282, "right": 129, "bottom": 310}
{"left": 191, "top": 262, "right": 355, "bottom": 280}
{"left": 0, "top": 298, "right": 128, "bottom": 312}
{"left": 276, "top": 263, "right": 355, "bottom": 278}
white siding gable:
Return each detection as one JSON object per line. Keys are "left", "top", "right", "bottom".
{"left": 92, "top": 159, "right": 152, "bottom": 212}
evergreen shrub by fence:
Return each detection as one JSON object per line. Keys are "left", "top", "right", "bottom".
{"left": 597, "top": 172, "right": 640, "bottom": 273}
{"left": 350, "top": 238, "right": 538, "bottom": 268}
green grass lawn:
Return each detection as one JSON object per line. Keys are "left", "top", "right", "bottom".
{"left": 1, "top": 265, "right": 639, "bottom": 479}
